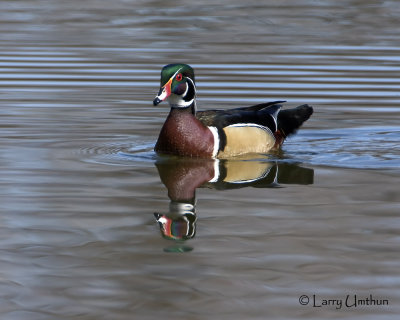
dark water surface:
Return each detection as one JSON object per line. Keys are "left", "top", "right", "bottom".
{"left": 1, "top": 1, "right": 400, "bottom": 319}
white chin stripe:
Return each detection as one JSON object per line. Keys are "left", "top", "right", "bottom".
{"left": 208, "top": 126, "right": 220, "bottom": 158}
{"left": 168, "top": 94, "right": 194, "bottom": 108}
{"left": 182, "top": 82, "right": 189, "bottom": 97}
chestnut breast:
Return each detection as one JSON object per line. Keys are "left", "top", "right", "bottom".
{"left": 155, "top": 108, "right": 214, "bottom": 158}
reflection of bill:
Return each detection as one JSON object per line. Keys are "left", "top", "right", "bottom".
{"left": 154, "top": 157, "right": 313, "bottom": 242}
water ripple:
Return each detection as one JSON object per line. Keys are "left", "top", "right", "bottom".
{"left": 80, "top": 141, "right": 156, "bottom": 166}
{"left": 284, "top": 126, "right": 400, "bottom": 169}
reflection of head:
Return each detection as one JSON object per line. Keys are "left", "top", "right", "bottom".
{"left": 154, "top": 212, "right": 197, "bottom": 241}
{"left": 154, "top": 201, "right": 197, "bottom": 241}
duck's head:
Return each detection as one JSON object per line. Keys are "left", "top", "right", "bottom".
{"left": 153, "top": 63, "right": 196, "bottom": 109}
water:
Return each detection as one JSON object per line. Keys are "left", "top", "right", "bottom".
{"left": 1, "top": 1, "right": 400, "bottom": 319}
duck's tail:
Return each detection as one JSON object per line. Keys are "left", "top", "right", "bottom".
{"left": 274, "top": 104, "right": 313, "bottom": 146}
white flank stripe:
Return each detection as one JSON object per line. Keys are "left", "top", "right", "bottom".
{"left": 208, "top": 126, "right": 220, "bottom": 158}
{"left": 227, "top": 123, "right": 274, "bottom": 136}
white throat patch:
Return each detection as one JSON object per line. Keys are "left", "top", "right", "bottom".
{"left": 168, "top": 91, "right": 194, "bottom": 108}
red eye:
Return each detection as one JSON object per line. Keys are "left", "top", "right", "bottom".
{"left": 175, "top": 73, "right": 183, "bottom": 81}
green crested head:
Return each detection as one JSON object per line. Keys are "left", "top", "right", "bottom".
{"left": 160, "top": 63, "right": 195, "bottom": 87}
{"left": 153, "top": 63, "right": 197, "bottom": 108}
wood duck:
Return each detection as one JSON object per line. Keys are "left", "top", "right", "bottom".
{"left": 153, "top": 63, "right": 313, "bottom": 158}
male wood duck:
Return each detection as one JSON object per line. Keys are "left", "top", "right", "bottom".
{"left": 153, "top": 63, "right": 313, "bottom": 158}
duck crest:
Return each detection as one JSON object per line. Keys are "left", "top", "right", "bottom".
{"left": 155, "top": 108, "right": 215, "bottom": 158}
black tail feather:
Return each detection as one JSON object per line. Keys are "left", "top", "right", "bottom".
{"left": 277, "top": 104, "right": 313, "bottom": 137}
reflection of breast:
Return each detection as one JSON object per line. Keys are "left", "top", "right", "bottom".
{"left": 223, "top": 160, "right": 273, "bottom": 183}
{"left": 218, "top": 124, "right": 275, "bottom": 158}
{"left": 156, "top": 157, "right": 314, "bottom": 200}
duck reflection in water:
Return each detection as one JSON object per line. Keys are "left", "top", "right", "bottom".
{"left": 154, "top": 156, "right": 314, "bottom": 245}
